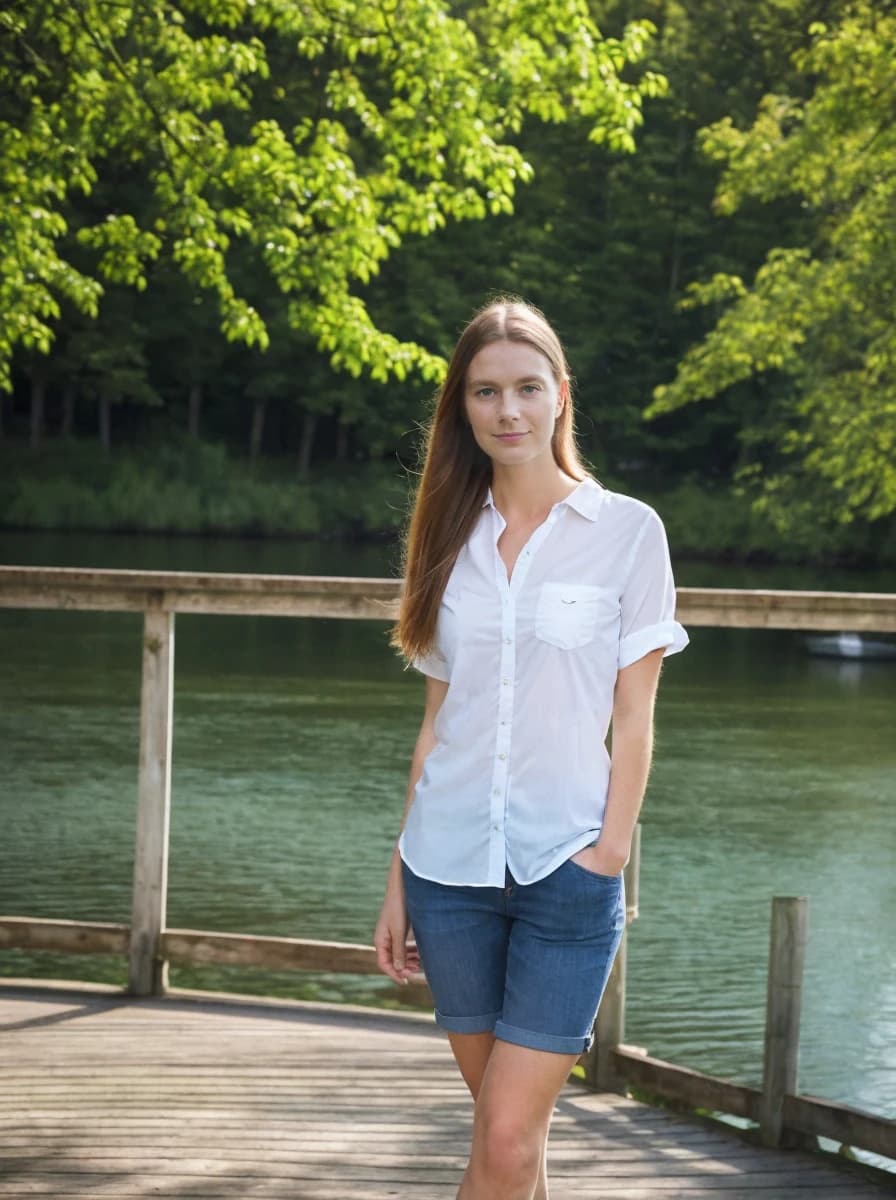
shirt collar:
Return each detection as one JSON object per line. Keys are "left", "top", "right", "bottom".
{"left": 482, "top": 476, "right": 604, "bottom": 522}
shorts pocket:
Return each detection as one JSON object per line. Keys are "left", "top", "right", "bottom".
{"left": 565, "top": 856, "right": 623, "bottom": 883}
{"left": 535, "top": 582, "right": 618, "bottom": 651}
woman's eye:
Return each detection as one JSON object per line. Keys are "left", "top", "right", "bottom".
{"left": 476, "top": 387, "right": 495, "bottom": 398}
{"left": 521, "top": 385, "right": 539, "bottom": 394}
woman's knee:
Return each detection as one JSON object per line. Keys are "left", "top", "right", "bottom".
{"left": 473, "top": 1106, "right": 545, "bottom": 1183}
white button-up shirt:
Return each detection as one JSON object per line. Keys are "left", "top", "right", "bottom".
{"left": 398, "top": 477, "right": 689, "bottom": 887}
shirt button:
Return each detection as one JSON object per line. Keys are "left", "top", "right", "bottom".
{"left": 502, "top": 678, "right": 510, "bottom": 686}
{"left": 504, "top": 637, "right": 512, "bottom": 645}
{"left": 498, "top": 753, "right": 506, "bottom": 761}
{"left": 493, "top": 788, "right": 501, "bottom": 797}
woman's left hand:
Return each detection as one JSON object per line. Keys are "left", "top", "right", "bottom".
{"left": 571, "top": 836, "right": 629, "bottom": 878}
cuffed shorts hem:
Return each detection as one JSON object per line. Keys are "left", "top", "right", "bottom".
{"left": 434, "top": 1008, "right": 501, "bottom": 1035}
{"left": 494, "top": 1019, "right": 593, "bottom": 1056}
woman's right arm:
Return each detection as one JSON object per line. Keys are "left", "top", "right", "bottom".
{"left": 373, "top": 674, "right": 449, "bottom": 984}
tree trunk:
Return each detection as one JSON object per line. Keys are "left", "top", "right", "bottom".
{"left": 667, "top": 120, "right": 688, "bottom": 298}
{"left": 297, "top": 410, "right": 317, "bottom": 477}
{"left": 249, "top": 398, "right": 266, "bottom": 464}
{"left": 30, "top": 370, "right": 46, "bottom": 449}
{"left": 60, "top": 381, "right": 76, "bottom": 437}
{"left": 99, "top": 391, "right": 112, "bottom": 453}
{"left": 335, "top": 420, "right": 350, "bottom": 462}
{"left": 188, "top": 381, "right": 202, "bottom": 439}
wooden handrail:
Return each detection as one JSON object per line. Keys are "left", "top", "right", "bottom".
{"left": 1, "top": 564, "right": 896, "bottom": 630}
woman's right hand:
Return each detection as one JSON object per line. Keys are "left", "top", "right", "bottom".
{"left": 374, "top": 888, "right": 421, "bottom": 985}
{"left": 375, "top": 677, "right": 446, "bottom": 985}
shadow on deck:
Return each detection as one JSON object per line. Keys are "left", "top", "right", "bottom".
{"left": 0, "top": 981, "right": 890, "bottom": 1199}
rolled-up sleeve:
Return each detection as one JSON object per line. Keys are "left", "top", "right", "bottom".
{"left": 618, "top": 509, "right": 689, "bottom": 670}
{"left": 411, "top": 648, "right": 451, "bottom": 682}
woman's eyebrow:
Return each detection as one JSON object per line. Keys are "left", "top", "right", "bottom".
{"left": 468, "top": 374, "right": 549, "bottom": 387}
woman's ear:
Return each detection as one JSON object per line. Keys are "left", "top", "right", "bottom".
{"left": 556, "top": 378, "right": 569, "bottom": 417}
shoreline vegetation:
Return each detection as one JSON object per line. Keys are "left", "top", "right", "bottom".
{"left": 3, "top": 438, "right": 895, "bottom": 567}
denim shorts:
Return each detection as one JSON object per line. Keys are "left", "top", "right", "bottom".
{"left": 400, "top": 855, "right": 626, "bottom": 1055}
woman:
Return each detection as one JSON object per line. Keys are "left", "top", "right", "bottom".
{"left": 374, "top": 297, "right": 688, "bottom": 1200}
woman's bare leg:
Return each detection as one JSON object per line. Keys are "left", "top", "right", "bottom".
{"left": 447, "top": 1031, "right": 495, "bottom": 1099}
{"left": 446, "top": 1032, "right": 552, "bottom": 1200}
{"left": 455, "top": 1040, "right": 578, "bottom": 1200}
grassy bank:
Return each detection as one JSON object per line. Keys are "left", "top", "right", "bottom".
{"left": 0, "top": 439, "right": 409, "bottom": 541}
{"left": 2, "top": 438, "right": 894, "bottom": 565}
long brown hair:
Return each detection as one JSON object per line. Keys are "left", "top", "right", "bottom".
{"left": 392, "top": 296, "right": 593, "bottom": 663}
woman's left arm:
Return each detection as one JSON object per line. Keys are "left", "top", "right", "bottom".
{"left": 583, "top": 646, "right": 666, "bottom": 877}
{"left": 577, "top": 506, "right": 688, "bottom": 877}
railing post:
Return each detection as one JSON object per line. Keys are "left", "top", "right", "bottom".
{"left": 583, "top": 824, "right": 640, "bottom": 1091}
{"left": 760, "top": 896, "right": 808, "bottom": 1146}
{"left": 128, "top": 608, "right": 174, "bottom": 996}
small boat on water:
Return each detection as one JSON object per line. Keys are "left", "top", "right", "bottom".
{"left": 805, "top": 631, "right": 896, "bottom": 661}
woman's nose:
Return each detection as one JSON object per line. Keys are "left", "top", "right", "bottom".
{"left": 497, "top": 391, "right": 521, "bottom": 419}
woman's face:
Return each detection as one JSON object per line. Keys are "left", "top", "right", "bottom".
{"left": 463, "top": 339, "right": 565, "bottom": 470}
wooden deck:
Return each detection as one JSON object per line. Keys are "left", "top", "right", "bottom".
{"left": 0, "top": 983, "right": 891, "bottom": 1199}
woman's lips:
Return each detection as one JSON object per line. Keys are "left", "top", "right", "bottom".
{"left": 495, "top": 432, "right": 527, "bottom": 441}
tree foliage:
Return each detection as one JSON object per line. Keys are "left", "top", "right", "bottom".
{"left": 649, "top": 3, "right": 896, "bottom": 526}
{"left": 4, "top": 0, "right": 895, "bottom": 558}
{"left": 372, "top": 0, "right": 825, "bottom": 479}
{"left": 0, "top": 0, "right": 663, "bottom": 391}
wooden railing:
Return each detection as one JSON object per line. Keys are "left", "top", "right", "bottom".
{"left": 1, "top": 565, "right": 894, "bottom": 1166}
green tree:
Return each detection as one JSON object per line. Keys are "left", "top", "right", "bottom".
{"left": 0, "top": 0, "right": 664, "bottom": 395}
{"left": 648, "top": 3, "right": 896, "bottom": 529}
{"left": 68, "top": 297, "right": 160, "bottom": 450}
{"left": 370, "top": 0, "right": 829, "bottom": 484}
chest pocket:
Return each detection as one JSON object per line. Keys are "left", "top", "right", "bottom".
{"left": 535, "top": 582, "right": 619, "bottom": 651}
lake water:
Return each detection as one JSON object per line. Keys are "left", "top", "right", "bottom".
{"left": 1, "top": 528, "right": 894, "bottom": 1151}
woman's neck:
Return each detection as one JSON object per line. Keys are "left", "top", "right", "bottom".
{"left": 489, "top": 463, "right": 582, "bottom": 524}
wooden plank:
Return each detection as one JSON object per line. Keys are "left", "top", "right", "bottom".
{"left": 760, "top": 897, "right": 808, "bottom": 1147}
{"left": 0, "top": 919, "right": 128, "bottom": 955}
{"left": 0, "top": 1191, "right": 874, "bottom": 1200}
{"left": 168, "top": 588, "right": 401, "bottom": 620}
{"left": 161, "top": 928, "right": 380, "bottom": 972}
{"left": 3, "top": 978, "right": 892, "bottom": 1170}
{"left": 676, "top": 587, "right": 896, "bottom": 633}
{"left": 3, "top": 989, "right": 892, "bottom": 1200}
{"left": 0, "top": 566, "right": 399, "bottom": 598}
{"left": 0, "top": 567, "right": 401, "bottom": 620}
{"left": 128, "top": 609, "right": 174, "bottom": 997}
{"left": 0, "top": 1133, "right": 773, "bottom": 1157}
{"left": 0, "top": 1156, "right": 869, "bottom": 1182}
{"left": 613, "top": 1047, "right": 761, "bottom": 1121}
{"left": 0, "top": 1168, "right": 882, "bottom": 1193}
{"left": 1, "top": 565, "right": 895, "bottom": 631}
{"left": 0, "top": 919, "right": 433, "bottom": 987}
{"left": 160, "top": 929, "right": 432, "bottom": 1004}
{"left": 783, "top": 1093, "right": 896, "bottom": 1161}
